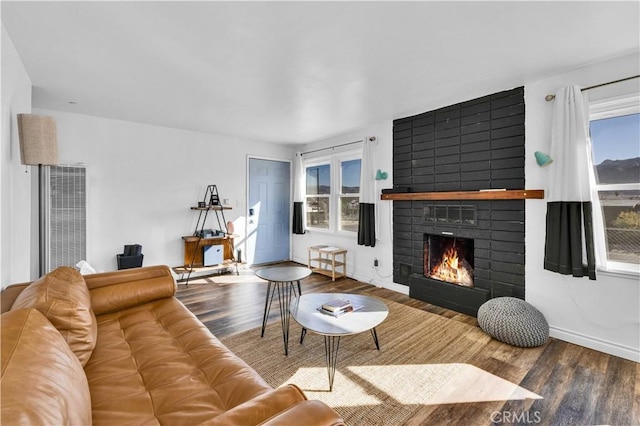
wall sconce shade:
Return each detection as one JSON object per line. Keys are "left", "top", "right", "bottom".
{"left": 17, "top": 114, "right": 58, "bottom": 165}
{"left": 534, "top": 151, "right": 553, "bottom": 167}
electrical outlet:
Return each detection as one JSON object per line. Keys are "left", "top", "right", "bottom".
{"left": 374, "top": 258, "right": 379, "bottom": 267}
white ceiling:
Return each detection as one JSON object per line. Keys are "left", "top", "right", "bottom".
{"left": 2, "top": 1, "right": 639, "bottom": 145}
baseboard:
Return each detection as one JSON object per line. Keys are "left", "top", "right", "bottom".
{"left": 550, "top": 326, "right": 640, "bottom": 362}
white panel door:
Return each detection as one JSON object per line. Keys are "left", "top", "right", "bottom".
{"left": 248, "top": 158, "right": 290, "bottom": 265}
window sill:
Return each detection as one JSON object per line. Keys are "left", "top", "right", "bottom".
{"left": 304, "top": 228, "right": 358, "bottom": 238}
{"left": 304, "top": 226, "right": 332, "bottom": 233}
{"left": 597, "top": 263, "right": 640, "bottom": 280}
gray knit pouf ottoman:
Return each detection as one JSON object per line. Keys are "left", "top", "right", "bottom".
{"left": 477, "top": 297, "right": 549, "bottom": 347}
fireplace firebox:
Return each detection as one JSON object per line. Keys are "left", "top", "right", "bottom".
{"left": 424, "top": 234, "right": 474, "bottom": 287}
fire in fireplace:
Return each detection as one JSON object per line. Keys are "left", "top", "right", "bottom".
{"left": 424, "top": 234, "right": 474, "bottom": 287}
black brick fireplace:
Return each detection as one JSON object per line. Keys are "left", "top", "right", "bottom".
{"left": 390, "top": 87, "right": 526, "bottom": 317}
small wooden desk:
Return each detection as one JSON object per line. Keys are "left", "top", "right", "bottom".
{"left": 307, "top": 245, "right": 347, "bottom": 281}
{"left": 173, "top": 235, "right": 238, "bottom": 283}
{"left": 182, "top": 235, "right": 234, "bottom": 267}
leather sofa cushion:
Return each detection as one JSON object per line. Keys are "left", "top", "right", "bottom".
{"left": 85, "top": 297, "right": 275, "bottom": 425}
{"left": 1, "top": 308, "right": 92, "bottom": 425}
{"left": 11, "top": 266, "right": 97, "bottom": 366}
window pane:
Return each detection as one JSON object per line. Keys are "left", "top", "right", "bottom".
{"left": 340, "top": 196, "right": 359, "bottom": 232}
{"left": 341, "top": 159, "right": 361, "bottom": 194}
{"left": 306, "top": 196, "right": 329, "bottom": 228}
{"left": 590, "top": 113, "right": 640, "bottom": 184}
{"left": 598, "top": 190, "right": 640, "bottom": 264}
{"left": 306, "top": 164, "right": 330, "bottom": 195}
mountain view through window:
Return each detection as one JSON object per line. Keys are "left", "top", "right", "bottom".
{"left": 590, "top": 113, "right": 640, "bottom": 265}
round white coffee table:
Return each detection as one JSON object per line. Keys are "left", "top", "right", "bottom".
{"left": 255, "top": 266, "right": 311, "bottom": 355}
{"left": 290, "top": 292, "right": 389, "bottom": 391}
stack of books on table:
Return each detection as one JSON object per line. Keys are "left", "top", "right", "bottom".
{"left": 318, "top": 298, "right": 362, "bottom": 317}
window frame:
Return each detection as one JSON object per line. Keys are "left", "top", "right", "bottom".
{"left": 338, "top": 156, "right": 362, "bottom": 233}
{"left": 303, "top": 148, "right": 362, "bottom": 235}
{"left": 588, "top": 93, "right": 640, "bottom": 275}
{"left": 304, "top": 160, "right": 332, "bottom": 231}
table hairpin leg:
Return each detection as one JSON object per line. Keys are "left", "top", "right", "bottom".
{"left": 371, "top": 327, "right": 381, "bottom": 350}
{"left": 324, "top": 335, "right": 341, "bottom": 391}
{"left": 260, "top": 281, "right": 275, "bottom": 338}
{"left": 322, "top": 330, "right": 378, "bottom": 391}
{"left": 262, "top": 277, "right": 304, "bottom": 354}
{"left": 276, "top": 281, "right": 298, "bottom": 355}
{"left": 294, "top": 279, "right": 307, "bottom": 343}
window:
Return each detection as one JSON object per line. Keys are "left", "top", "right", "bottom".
{"left": 304, "top": 151, "right": 361, "bottom": 233}
{"left": 339, "top": 159, "right": 361, "bottom": 232}
{"left": 589, "top": 93, "right": 640, "bottom": 270}
{"left": 306, "top": 164, "right": 330, "bottom": 229}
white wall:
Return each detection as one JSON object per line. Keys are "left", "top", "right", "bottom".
{"left": 525, "top": 52, "right": 640, "bottom": 362}
{"left": 290, "top": 121, "right": 408, "bottom": 294}
{"left": 32, "top": 108, "right": 294, "bottom": 273}
{"left": 1, "top": 24, "right": 34, "bottom": 287}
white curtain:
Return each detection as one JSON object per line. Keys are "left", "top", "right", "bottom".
{"left": 292, "top": 152, "right": 305, "bottom": 234}
{"left": 293, "top": 153, "right": 305, "bottom": 203}
{"left": 544, "top": 85, "right": 597, "bottom": 279}
{"left": 360, "top": 137, "right": 376, "bottom": 204}
{"left": 358, "top": 137, "right": 376, "bottom": 246}
{"left": 548, "top": 85, "right": 592, "bottom": 202}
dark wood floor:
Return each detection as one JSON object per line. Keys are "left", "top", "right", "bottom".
{"left": 176, "top": 264, "right": 639, "bottom": 426}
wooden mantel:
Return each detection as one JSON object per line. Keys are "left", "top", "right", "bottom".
{"left": 380, "top": 189, "right": 544, "bottom": 201}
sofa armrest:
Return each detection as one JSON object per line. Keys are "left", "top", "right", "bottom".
{"left": 84, "top": 265, "right": 176, "bottom": 315}
{"left": 1, "top": 283, "right": 30, "bottom": 313}
{"left": 259, "top": 400, "right": 345, "bottom": 426}
{"left": 205, "top": 384, "right": 328, "bottom": 426}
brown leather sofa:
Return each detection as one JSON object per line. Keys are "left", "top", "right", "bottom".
{"left": 1, "top": 265, "right": 344, "bottom": 425}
